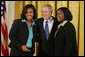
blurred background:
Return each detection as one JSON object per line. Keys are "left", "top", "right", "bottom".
{"left": 1, "top": 1, "right": 84, "bottom": 56}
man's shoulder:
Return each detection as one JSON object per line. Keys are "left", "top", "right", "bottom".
{"left": 35, "top": 18, "right": 44, "bottom": 23}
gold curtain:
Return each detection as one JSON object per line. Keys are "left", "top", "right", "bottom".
{"left": 15, "top": 1, "right": 84, "bottom": 56}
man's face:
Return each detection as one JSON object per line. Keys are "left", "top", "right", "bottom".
{"left": 42, "top": 7, "right": 52, "bottom": 20}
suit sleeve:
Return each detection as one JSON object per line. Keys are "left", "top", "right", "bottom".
{"left": 63, "top": 23, "right": 78, "bottom": 56}
{"left": 35, "top": 20, "right": 41, "bottom": 42}
{"left": 9, "top": 20, "right": 23, "bottom": 50}
{"left": 35, "top": 20, "right": 42, "bottom": 55}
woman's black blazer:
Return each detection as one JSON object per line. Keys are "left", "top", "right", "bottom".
{"left": 9, "top": 19, "right": 37, "bottom": 56}
{"left": 55, "top": 21, "right": 78, "bottom": 56}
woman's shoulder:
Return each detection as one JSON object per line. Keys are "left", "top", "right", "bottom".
{"left": 13, "top": 19, "right": 21, "bottom": 23}
{"left": 65, "top": 21, "right": 74, "bottom": 27}
{"left": 12, "top": 19, "right": 24, "bottom": 26}
{"left": 14, "top": 19, "right": 26, "bottom": 24}
{"left": 64, "top": 21, "right": 76, "bottom": 31}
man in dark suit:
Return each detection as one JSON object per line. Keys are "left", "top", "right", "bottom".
{"left": 35, "top": 4, "right": 59, "bottom": 56}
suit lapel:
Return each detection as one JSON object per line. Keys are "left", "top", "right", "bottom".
{"left": 40, "top": 18, "right": 47, "bottom": 40}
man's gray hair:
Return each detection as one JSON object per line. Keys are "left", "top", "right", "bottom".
{"left": 42, "top": 4, "right": 53, "bottom": 12}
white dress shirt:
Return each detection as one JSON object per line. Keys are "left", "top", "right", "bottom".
{"left": 43, "top": 17, "right": 54, "bottom": 34}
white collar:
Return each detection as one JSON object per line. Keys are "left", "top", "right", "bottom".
{"left": 59, "top": 20, "right": 68, "bottom": 27}
{"left": 44, "top": 17, "right": 53, "bottom": 23}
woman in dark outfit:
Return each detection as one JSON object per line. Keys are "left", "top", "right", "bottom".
{"left": 55, "top": 7, "right": 78, "bottom": 56}
{"left": 9, "top": 4, "right": 37, "bottom": 56}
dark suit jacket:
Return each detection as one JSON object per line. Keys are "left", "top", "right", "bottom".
{"left": 35, "top": 16, "right": 59, "bottom": 56}
{"left": 9, "top": 19, "right": 37, "bottom": 56}
{"left": 54, "top": 21, "right": 78, "bottom": 56}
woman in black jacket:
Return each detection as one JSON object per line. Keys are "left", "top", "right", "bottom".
{"left": 55, "top": 7, "right": 78, "bottom": 56}
{"left": 9, "top": 4, "right": 37, "bottom": 56}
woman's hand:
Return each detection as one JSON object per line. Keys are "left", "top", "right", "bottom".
{"left": 21, "top": 45, "right": 30, "bottom": 52}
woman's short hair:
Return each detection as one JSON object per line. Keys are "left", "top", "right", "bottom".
{"left": 56, "top": 7, "right": 73, "bottom": 21}
{"left": 21, "top": 4, "right": 37, "bottom": 20}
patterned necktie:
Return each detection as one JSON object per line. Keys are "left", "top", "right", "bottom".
{"left": 45, "top": 21, "right": 49, "bottom": 40}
